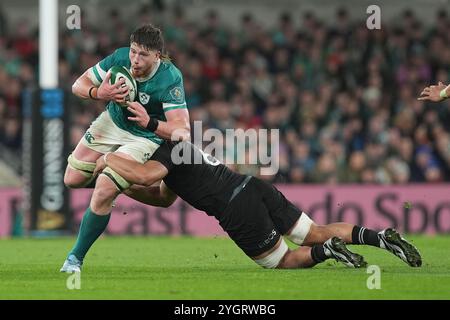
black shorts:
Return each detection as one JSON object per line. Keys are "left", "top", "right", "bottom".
{"left": 218, "top": 177, "right": 302, "bottom": 257}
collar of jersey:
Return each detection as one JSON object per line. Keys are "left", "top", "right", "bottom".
{"left": 135, "top": 58, "right": 161, "bottom": 82}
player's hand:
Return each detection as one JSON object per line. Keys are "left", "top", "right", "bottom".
{"left": 97, "top": 71, "right": 129, "bottom": 103}
{"left": 418, "top": 82, "right": 447, "bottom": 102}
{"left": 93, "top": 155, "right": 107, "bottom": 177}
{"left": 127, "top": 101, "right": 151, "bottom": 128}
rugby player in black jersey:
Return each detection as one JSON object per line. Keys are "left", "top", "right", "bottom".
{"left": 70, "top": 141, "right": 421, "bottom": 271}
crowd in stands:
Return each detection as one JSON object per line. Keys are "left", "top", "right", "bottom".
{"left": 0, "top": 2, "right": 449, "bottom": 184}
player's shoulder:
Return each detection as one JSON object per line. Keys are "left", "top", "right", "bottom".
{"left": 157, "top": 60, "right": 183, "bottom": 84}
{"left": 165, "top": 60, "right": 183, "bottom": 77}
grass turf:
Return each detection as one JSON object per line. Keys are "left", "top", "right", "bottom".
{"left": 0, "top": 235, "right": 449, "bottom": 299}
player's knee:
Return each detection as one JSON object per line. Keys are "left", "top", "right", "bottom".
{"left": 63, "top": 169, "right": 77, "bottom": 188}
{"left": 93, "top": 174, "right": 120, "bottom": 196}
{"left": 64, "top": 168, "right": 87, "bottom": 188}
{"left": 65, "top": 154, "right": 96, "bottom": 188}
{"left": 91, "top": 179, "right": 119, "bottom": 210}
{"left": 253, "top": 238, "right": 289, "bottom": 269}
{"left": 91, "top": 188, "right": 114, "bottom": 206}
{"left": 286, "top": 212, "right": 314, "bottom": 246}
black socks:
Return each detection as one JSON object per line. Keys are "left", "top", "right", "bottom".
{"left": 311, "top": 244, "right": 329, "bottom": 263}
{"left": 352, "top": 226, "right": 380, "bottom": 247}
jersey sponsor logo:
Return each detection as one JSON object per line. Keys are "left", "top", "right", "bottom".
{"left": 258, "top": 229, "right": 277, "bottom": 249}
{"left": 170, "top": 86, "right": 184, "bottom": 103}
{"left": 139, "top": 92, "right": 150, "bottom": 104}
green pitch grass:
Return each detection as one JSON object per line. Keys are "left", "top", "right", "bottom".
{"left": 0, "top": 235, "right": 449, "bottom": 299}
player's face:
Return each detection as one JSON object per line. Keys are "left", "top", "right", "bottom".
{"left": 129, "top": 42, "right": 160, "bottom": 78}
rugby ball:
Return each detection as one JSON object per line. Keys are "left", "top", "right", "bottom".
{"left": 108, "top": 66, "right": 137, "bottom": 106}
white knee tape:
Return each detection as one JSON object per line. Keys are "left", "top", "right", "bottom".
{"left": 254, "top": 239, "right": 289, "bottom": 269}
{"left": 287, "top": 213, "right": 314, "bottom": 245}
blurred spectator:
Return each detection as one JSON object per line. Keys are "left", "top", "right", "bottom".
{"left": 0, "top": 117, "right": 21, "bottom": 150}
{"left": 0, "top": 6, "right": 7, "bottom": 38}
{"left": 0, "top": 4, "right": 449, "bottom": 185}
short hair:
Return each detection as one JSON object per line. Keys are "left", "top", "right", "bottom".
{"left": 130, "top": 24, "right": 164, "bottom": 52}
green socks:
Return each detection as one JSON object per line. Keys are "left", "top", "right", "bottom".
{"left": 69, "top": 207, "right": 111, "bottom": 261}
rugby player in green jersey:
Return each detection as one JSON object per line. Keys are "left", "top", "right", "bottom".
{"left": 61, "top": 25, "right": 190, "bottom": 272}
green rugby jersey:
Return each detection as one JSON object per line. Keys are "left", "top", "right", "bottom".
{"left": 89, "top": 47, "right": 187, "bottom": 144}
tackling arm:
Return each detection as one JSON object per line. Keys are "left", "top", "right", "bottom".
{"left": 94, "top": 153, "right": 168, "bottom": 187}
{"left": 124, "top": 181, "right": 177, "bottom": 208}
{"left": 94, "top": 153, "right": 176, "bottom": 207}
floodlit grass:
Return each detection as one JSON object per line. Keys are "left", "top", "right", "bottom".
{"left": 1, "top": 235, "right": 449, "bottom": 299}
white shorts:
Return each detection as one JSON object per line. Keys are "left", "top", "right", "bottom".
{"left": 81, "top": 111, "right": 160, "bottom": 163}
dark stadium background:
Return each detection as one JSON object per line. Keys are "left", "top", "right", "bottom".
{"left": 0, "top": 0, "right": 449, "bottom": 237}
{"left": 0, "top": 0, "right": 450, "bottom": 303}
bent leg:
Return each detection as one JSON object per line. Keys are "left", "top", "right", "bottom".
{"left": 288, "top": 218, "right": 421, "bottom": 267}
{"left": 68, "top": 206, "right": 111, "bottom": 262}
{"left": 277, "top": 246, "right": 316, "bottom": 269}
{"left": 64, "top": 140, "right": 104, "bottom": 188}
{"left": 90, "top": 174, "right": 122, "bottom": 214}
{"left": 67, "top": 152, "right": 136, "bottom": 262}
{"left": 68, "top": 174, "right": 120, "bottom": 261}
{"left": 90, "top": 151, "right": 137, "bottom": 213}
{"left": 65, "top": 111, "right": 131, "bottom": 189}
{"left": 301, "top": 223, "right": 354, "bottom": 246}
{"left": 253, "top": 237, "right": 366, "bottom": 269}
{"left": 301, "top": 223, "right": 381, "bottom": 248}
{"left": 284, "top": 213, "right": 379, "bottom": 248}
{"left": 253, "top": 237, "right": 317, "bottom": 269}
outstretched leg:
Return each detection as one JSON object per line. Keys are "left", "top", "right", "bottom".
{"left": 300, "top": 223, "right": 381, "bottom": 248}
{"left": 60, "top": 174, "right": 118, "bottom": 273}
{"left": 60, "top": 152, "right": 137, "bottom": 273}
{"left": 64, "top": 140, "right": 103, "bottom": 188}
{"left": 287, "top": 218, "right": 422, "bottom": 267}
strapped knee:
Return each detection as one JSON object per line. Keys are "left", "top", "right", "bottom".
{"left": 67, "top": 154, "right": 96, "bottom": 187}
{"left": 287, "top": 213, "right": 314, "bottom": 245}
{"left": 254, "top": 239, "right": 289, "bottom": 269}
{"left": 101, "top": 166, "right": 132, "bottom": 192}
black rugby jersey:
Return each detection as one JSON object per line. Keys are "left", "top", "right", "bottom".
{"left": 150, "top": 141, "right": 247, "bottom": 217}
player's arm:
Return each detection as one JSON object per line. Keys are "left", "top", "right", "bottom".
{"left": 126, "top": 102, "right": 191, "bottom": 141}
{"left": 155, "top": 108, "right": 190, "bottom": 140}
{"left": 72, "top": 68, "right": 129, "bottom": 103}
{"left": 93, "top": 152, "right": 176, "bottom": 207}
{"left": 124, "top": 181, "right": 177, "bottom": 208}
{"left": 74, "top": 48, "right": 133, "bottom": 103}
{"left": 418, "top": 82, "right": 450, "bottom": 102}
{"left": 94, "top": 152, "right": 168, "bottom": 187}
